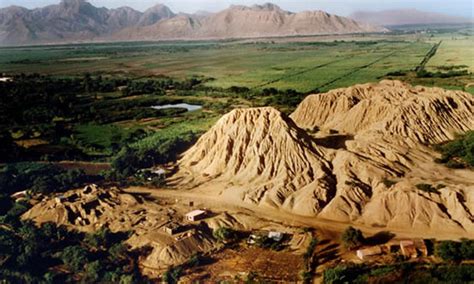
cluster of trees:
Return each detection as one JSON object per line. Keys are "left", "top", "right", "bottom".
{"left": 163, "top": 253, "right": 205, "bottom": 284}
{"left": 436, "top": 239, "right": 474, "bottom": 262}
{"left": 416, "top": 69, "right": 470, "bottom": 78}
{"left": 0, "top": 74, "right": 206, "bottom": 132}
{"left": 110, "top": 132, "right": 200, "bottom": 179}
{"left": 341, "top": 226, "right": 365, "bottom": 249}
{"left": 323, "top": 263, "right": 474, "bottom": 284}
{"left": 0, "top": 132, "right": 23, "bottom": 163}
{"left": 262, "top": 88, "right": 307, "bottom": 108}
{"left": 122, "top": 77, "right": 203, "bottom": 97}
{"left": 198, "top": 85, "right": 307, "bottom": 109}
{"left": 434, "top": 131, "right": 474, "bottom": 168}
{"left": 212, "top": 227, "right": 236, "bottom": 243}
{"left": 0, "top": 162, "right": 97, "bottom": 195}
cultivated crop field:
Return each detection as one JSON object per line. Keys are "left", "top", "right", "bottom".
{"left": 0, "top": 38, "right": 434, "bottom": 93}
{"left": 426, "top": 35, "right": 474, "bottom": 73}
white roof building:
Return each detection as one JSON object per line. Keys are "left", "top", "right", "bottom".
{"left": 268, "top": 231, "right": 284, "bottom": 242}
{"left": 185, "top": 209, "right": 207, "bottom": 221}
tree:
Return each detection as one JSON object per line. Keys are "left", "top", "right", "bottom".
{"left": 60, "top": 245, "right": 89, "bottom": 272}
{"left": 437, "top": 241, "right": 461, "bottom": 262}
{"left": 85, "top": 227, "right": 113, "bottom": 249}
{"left": 83, "top": 260, "right": 102, "bottom": 283}
{"left": 341, "top": 226, "right": 364, "bottom": 249}
{"left": 112, "top": 146, "right": 141, "bottom": 178}
{"left": 163, "top": 266, "right": 182, "bottom": 284}
{"left": 436, "top": 240, "right": 474, "bottom": 262}
{"left": 459, "top": 239, "right": 474, "bottom": 260}
{"left": 213, "top": 227, "right": 235, "bottom": 242}
{"left": 0, "top": 194, "right": 14, "bottom": 215}
{"left": 323, "top": 265, "right": 348, "bottom": 284}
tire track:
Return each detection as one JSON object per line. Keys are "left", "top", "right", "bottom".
{"left": 254, "top": 57, "right": 349, "bottom": 89}
{"left": 314, "top": 42, "right": 415, "bottom": 91}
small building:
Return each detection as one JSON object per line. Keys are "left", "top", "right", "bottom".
{"left": 152, "top": 168, "right": 166, "bottom": 176}
{"left": 185, "top": 210, "right": 207, "bottom": 222}
{"left": 400, "top": 239, "right": 428, "bottom": 258}
{"left": 356, "top": 246, "right": 383, "bottom": 260}
{"left": 414, "top": 239, "right": 428, "bottom": 257}
{"left": 10, "top": 190, "right": 28, "bottom": 200}
{"left": 247, "top": 234, "right": 259, "bottom": 245}
{"left": 268, "top": 231, "right": 284, "bottom": 242}
{"left": 55, "top": 196, "right": 67, "bottom": 204}
{"left": 162, "top": 222, "right": 182, "bottom": 235}
{"left": 400, "top": 240, "right": 417, "bottom": 258}
{"left": 83, "top": 184, "right": 98, "bottom": 194}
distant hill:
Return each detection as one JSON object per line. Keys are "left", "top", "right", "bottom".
{"left": 0, "top": 0, "right": 386, "bottom": 46}
{"left": 114, "top": 3, "right": 386, "bottom": 41}
{"left": 350, "top": 9, "right": 472, "bottom": 27}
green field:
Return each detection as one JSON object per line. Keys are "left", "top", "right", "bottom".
{"left": 2, "top": 34, "right": 473, "bottom": 93}
{"left": 0, "top": 39, "right": 431, "bottom": 92}
{"left": 426, "top": 36, "right": 474, "bottom": 72}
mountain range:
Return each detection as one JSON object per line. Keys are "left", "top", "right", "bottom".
{"left": 350, "top": 9, "right": 472, "bottom": 27}
{"left": 0, "top": 0, "right": 385, "bottom": 46}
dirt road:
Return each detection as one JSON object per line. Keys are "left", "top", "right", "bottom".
{"left": 126, "top": 186, "right": 468, "bottom": 240}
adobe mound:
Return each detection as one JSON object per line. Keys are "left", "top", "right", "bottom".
{"left": 175, "top": 107, "right": 337, "bottom": 215}
{"left": 291, "top": 80, "right": 474, "bottom": 145}
{"left": 173, "top": 82, "right": 474, "bottom": 237}
{"left": 23, "top": 184, "right": 219, "bottom": 273}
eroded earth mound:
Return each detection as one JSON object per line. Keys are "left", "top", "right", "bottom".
{"left": 23, "top": 184, "right": 218, "bottom": 272}
{"left": 173, "top": 81, "right": 474, "bottom": 237}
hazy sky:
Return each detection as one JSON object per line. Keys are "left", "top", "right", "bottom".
{"left": 1, "top": 0, "right": 472, "bottom": 18}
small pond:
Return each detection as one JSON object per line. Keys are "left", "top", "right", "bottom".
{"left": 151, "top": 103, "right": 202, "bottom": 112}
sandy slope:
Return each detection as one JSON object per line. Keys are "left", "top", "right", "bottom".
{"left": 172, "top": 80, "right": 474, "bottom": 237}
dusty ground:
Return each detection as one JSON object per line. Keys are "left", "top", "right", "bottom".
{"left": 182, "top": 245, "right": 305, "bottom": 282}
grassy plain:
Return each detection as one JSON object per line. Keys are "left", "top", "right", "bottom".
{"left": 0, "top": 39, "right": 429, "bottom": 92}
{"left": 426, "top": 36, "right": 474, "bottom": 72}
{"left": 1, "top": 33, "right": 472, "bottom": 93}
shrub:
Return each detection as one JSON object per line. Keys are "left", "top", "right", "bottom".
{"left": 60, "top": 245, "right": 89, "bottom": 272}
{"left": 435, "top": 131, "right": 474, "bottom": 168}
{"left": 382, "top": 178, "right": 397, "bottom": 188}
{"left": 437, "top": 240, "right": 474, "bottom": 262}
{"left": 323, "top": 265, "right": 349, "bottom": 283}
{"left": 212, "top": 227, "right": 235, "bottom": 242}
{"left": 415, "top": 183, "right": 439, "bottom": 194}
{"left": 341, "top": 226, "right": 364, "bottom": 249}
{"left": 304, "top": 237, "right": 318, "bottom": 259}
{"left": 163, "top": 266, "right": 183, "bottom": 284}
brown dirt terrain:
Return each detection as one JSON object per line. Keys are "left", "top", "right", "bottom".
{"left": 23, "top": 184, "right": 313, "bottom": 278}
{"left": 171, "top": 80, "right": 474, "bottom": 238}
{"left": 182, "top": 246, "right": 305, "bottom": 282}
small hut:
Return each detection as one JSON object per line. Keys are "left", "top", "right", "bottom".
{"left": 185, "top": 210, "right": 207, "bottom": 222}
{"left": 162, "top": 222, "right": 182, "bottom": 235}
{"left": 414, "top": 239, "right": 428, "bottom": 256}
{"left": 400, "top": 240, "right": 418, "bottom": 258}
{"left": 356, "top": 246, "right": 383, "bottom": 260}
{"left": 268, "top": 231, "right": 284, "bottom": 242}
